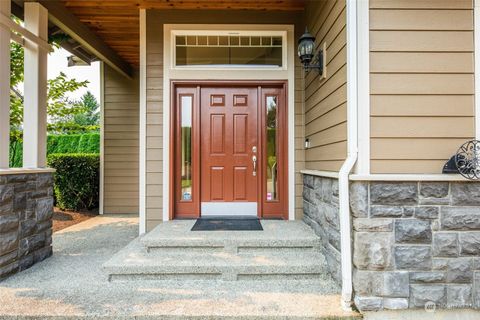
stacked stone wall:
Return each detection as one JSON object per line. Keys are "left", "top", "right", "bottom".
{"left": 350, "top": 181, "right": 480, "bottom": 311}
{"left": 302, "top": 174, "right": 341, "bottom": 284}
{"left": 0, "top": 173, "right": 54, "bottom": 280}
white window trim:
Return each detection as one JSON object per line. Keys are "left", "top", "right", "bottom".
{"left": 171, "top": 29, "right": 288, "bottom": 70}
{"left": 163, "top": 24, "right": 296, "bottom": 221}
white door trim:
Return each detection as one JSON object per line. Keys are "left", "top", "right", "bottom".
{"left": 162, "top": 24, "right": 296, "bottom": 221}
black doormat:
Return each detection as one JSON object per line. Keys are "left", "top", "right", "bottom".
{"left": 191, "top": 217, "right": 263, "bottom": 231}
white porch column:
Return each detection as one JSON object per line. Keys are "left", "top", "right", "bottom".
{"left": 23, "top": 2, "right": 48, "bottom": 168}
{"left": 0, "top": 1, "right": 11, "bottom": 168}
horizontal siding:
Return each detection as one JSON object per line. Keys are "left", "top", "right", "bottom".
{"left": 369, "top": 0, "right": 475, "bottom": 174}
{"left": 304, "top": 0, "right": 347, "bottom": 172}
{"left": 103, "top": 65, "right": 139, "bottom": 214}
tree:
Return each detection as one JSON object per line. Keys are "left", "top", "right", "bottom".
{"left": 9, "top": 33, "right": 90, "bottom": 165}
{"left": 73, "top": 91, "right": 100, "bottom": 127}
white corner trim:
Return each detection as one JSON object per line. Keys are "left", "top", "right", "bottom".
{"left": 300, "top": 169, "right": 339, "bottom": 179}
{"left": 475, "top": 0, "right": 480, "bottom": 139}
{"left": 139, "top": 9, "right": 147, "bottom": 234}
{"left": 356, "top": 0, "right": 370, "bottom": 174}
{"left": 99, "top": 62, "right": 105, "bottom": 215}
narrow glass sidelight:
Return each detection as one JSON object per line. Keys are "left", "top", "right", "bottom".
{"left": 180, "top": 95, "right": 193, "bottom": 201}
{"left": 266, "top": 96, "right": 278, "bottom": 202}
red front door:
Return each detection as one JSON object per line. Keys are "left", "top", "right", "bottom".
{"left": 200, "top": 87, "right": 258, "bottom": 216}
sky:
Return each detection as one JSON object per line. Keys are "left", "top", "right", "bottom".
{"left": 48, "top": 47, "right": 100, "bottom": 101}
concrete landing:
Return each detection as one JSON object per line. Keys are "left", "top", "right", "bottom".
{"left": 0, "top": 215, "right": 360, "bottom": 319}
{"left": 142, "top": 220, "right": 321, "bottom": 253}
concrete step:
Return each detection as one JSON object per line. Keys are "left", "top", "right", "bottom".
{"left": 141, "top": 220, "right": 321, "bottom": 255}
{"left": 104, "top": 237, "right": 330, "bottom": 282}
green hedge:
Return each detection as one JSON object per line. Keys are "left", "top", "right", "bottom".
{"left": 9, "top": 133, "right": 100, "bottom": 167}
{"left": 47, "top": 133, "right": 100, "bottom": 154}
{"left": 47, "top": 153, "right": 100, "bottom": 210}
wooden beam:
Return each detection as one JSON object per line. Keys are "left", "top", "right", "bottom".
{"left": 29, "top": 0, "right": 134, "bottom": 78}
{"left": 0, "top": 1, "right": 10, "bottom": 168}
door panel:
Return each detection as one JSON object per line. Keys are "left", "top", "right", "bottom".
{"left": 233, "top": 167, "right": 248, "bottom": 200}
{"left": 210, "top": 167, "right": 224, "bottom": 200}
{"left": 201, "top": 87, "right": 258, "bottom": 215}
{"left": 233, "top": 114, "right": 247, "bottom": 154}
{"left": 210, "top": 115, "right": 225, "bottom": 154}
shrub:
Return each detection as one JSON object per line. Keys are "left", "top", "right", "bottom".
{"left": 47, "top": 153, "right": 100, "bottom": 210}
{"left": 10, "top": 133, "right": 100, "bottom": 168}
{"left": 47, "top": 133, "right": 100, "bottom": 154}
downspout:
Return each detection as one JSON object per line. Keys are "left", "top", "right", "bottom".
{"left": 339, "top": 0, "right": 358, "bottom": 309}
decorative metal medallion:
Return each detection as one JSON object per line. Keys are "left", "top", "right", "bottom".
{"left": 455, "top": 140, "right": 480, "bottom": 180}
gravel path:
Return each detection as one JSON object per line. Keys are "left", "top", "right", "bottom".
{"left": 0, "top": 214, "right": 359, "bottom": 319}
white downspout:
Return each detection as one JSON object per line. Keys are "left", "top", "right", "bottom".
{"left": 339, "top": 0, "right": 358, "bottom": 309}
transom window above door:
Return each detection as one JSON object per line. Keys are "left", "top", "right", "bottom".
{"left": 172, "top": 31, "right": 287, "bottom": 68}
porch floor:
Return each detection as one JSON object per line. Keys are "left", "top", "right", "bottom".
{"left": 0, "top": 215, "right": 360, "bottom": 319}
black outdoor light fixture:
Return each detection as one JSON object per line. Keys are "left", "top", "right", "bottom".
{"left": 298, "top": 28, "right": 324, "bottom": 75}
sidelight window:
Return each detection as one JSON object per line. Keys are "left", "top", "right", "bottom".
{"left": 180, "top": 95, "right": 193, "bottom": 201}
{"left": 266, "top": 95, "right": 278, "bottom": 202}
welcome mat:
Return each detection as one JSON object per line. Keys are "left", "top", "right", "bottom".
{"left": 191, "top": 217, "right": 263, "bottom": 231}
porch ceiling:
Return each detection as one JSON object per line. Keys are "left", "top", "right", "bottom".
{"left": 61, "top": 0, "right": 306, "bottom": 66}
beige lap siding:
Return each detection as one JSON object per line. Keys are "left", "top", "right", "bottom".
{"left": 304, "top": 0, "right": 348, "bottom": 172}
{"left": 103, "top": 65, "right": 139, "bottom": 214}
{"left": 370, "top": 0, "right": 475, "bottom": 174}
{"left": 145, "top": 10, "right": 305, "bottom": 229}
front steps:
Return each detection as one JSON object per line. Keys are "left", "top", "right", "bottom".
{"left": 103, "top": 220, "right": 332, "bottom": 282}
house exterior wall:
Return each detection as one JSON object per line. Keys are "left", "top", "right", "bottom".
{"left": 369, "top": 0, "right": 475, "bottom": 174}
{"left": 145, "top": 10, "right": 305, "bottom": 230}
{"left": 102, "top": 65, "right": 139, "bottom": 214}
{"left": 304, "top": 0, "right": 348, "bottom": 172}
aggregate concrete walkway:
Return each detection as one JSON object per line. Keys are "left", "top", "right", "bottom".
{"left": 0, "top": 214, "right": 360, "bottom": 319}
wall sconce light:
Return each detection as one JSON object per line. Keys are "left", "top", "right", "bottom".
{"left": 298, "top": 28, "right": 325, "bottom": 77}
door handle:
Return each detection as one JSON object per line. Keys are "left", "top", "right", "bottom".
{"left": 252, "top": 155, "right": 257, "bottom": 176}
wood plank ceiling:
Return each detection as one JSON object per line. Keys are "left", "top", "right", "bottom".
{"left": 61, "top": 0, "right": 305, "bottom": 66}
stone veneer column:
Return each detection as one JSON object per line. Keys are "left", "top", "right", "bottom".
{"left": 350, "top": 181, "right": 480, "bottom": 311}
{"left": 0, "top": 172, "right": 54, "bottom": 279}
{"left": 302, "top": 174, "right": 342, "bottom": 284}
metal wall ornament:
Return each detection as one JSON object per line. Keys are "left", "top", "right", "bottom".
{"left": 455, "top": 140, "right": 480, "bottom": 180}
